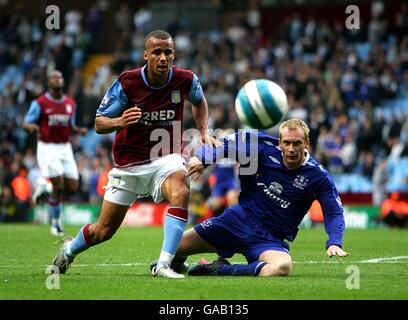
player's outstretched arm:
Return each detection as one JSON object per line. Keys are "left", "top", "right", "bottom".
{"left": 192, "top": 97, "right": 222, "bottom": 148}
{"left": 72, "top": 126, "right": 88, "bottom": 136}
{"left": 326, "top": 244, "right": 349, "bottom": 257}
{"left": 95, "top": 106, "right": 142, "bottom": 134}
{"left": 199, "top": 134, "right": 223, "bottom": 148}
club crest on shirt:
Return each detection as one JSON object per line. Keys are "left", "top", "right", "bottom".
{"left": 66, "top": 104, "right": 72, "bottom": 113}
{"left": 293, "top": 174, "right": 309, "bottom": 190}
{"left": 171, "top": 90, "right": 181, "bottom": 103}
{"left": 200, "top": 219, "right": 213, "bottom": 229}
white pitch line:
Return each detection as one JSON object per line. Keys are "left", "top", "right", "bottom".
{"left": 360, "top": 256, "right": 408, "bottom": 263}
{"left": 0, "top": 262, "right": 148, "bottom": 269}
{"left": 294, "top": 260, "right": 344, "bottom": 264}
{"left": 71, "top": 262, "right": 147, "bottom": 267}
{"left": 1, "top": 256, "right": 408, "bottom": 269}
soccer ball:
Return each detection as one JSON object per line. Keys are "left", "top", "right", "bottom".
{"left": 235, "top": 79, "right": 288, "bottom": 130}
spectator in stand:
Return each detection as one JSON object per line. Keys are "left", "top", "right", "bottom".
{"left": 372, "top": 159, "right": 388, "bottom": 207}
{"left": 0, "top": 186, "right": 17, "bottom": 222}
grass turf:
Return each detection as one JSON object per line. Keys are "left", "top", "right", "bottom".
{"left": 0, "top": 224, "right": 407, "bottom": 300}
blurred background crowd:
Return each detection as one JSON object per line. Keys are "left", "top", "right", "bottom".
{"left": 0, "top": 0, "right": 407, "bottom": 223}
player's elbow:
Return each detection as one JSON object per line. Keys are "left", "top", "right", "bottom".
{"left": 94, "top": 125, "right": 101, "bottom": 134}
{"left": 94, "top": 119, "right": 103, "bottom": 134}
{"left": 22, "top": 123, "right": 33, "bottom": 132}
{"left": 94, "top": 117, "right": 108, "bottom": 134}
{"left": 94, "top": 116, "right": 118, "bottom": 134}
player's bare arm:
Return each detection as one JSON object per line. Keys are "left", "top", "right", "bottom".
{"left": 95, "top": 106, "right": 142, "bottom": 134}
{"left": 188, "top": 156, "right": 205, "bottom": 180}
{"left": 192, "top": 97, "right": 222, "bottom": 148}
{"left": 326, "top": 244, "right": 349, "bottom": 257}
{"left": 72, "top": 126, "right": 88, "bottom": 136}
{"left": 22, "top": 123, "right": 40, "bottom": 133}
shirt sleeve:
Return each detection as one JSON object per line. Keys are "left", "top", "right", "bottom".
{"left": 316, "top": 176, "right": 346, "bottom": 249}
{"left": 96, "top": 79, "right": 129, "bottom": 118}
{"left": 194, "top": 131, "right": 260, "bottom": 167}
{"left": 24, "top": 100, "right": 41, "bottom": 124}
{"left": 187, "top": 73, "right": 204, "bottom": 105}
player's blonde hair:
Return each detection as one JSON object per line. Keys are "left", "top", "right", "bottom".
{"left": 279, "top": 119, "right": 310, "bottom": 142}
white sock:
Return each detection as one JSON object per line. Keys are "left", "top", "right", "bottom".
{"left": 64, "top": 241, "right": 75, "bottom": 259}
{"left": 157, "top": 251, "right": 174, "bottom": 269}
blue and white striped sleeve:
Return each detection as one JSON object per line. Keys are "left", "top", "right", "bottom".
{"left": 24, "top": 100, "right": 41, "bottom": 124}
{"left": 187, "top": 74, "right": 204, "bottom": 105}
{"left": 96, "top": 80, "right": 129, "bottom": 118}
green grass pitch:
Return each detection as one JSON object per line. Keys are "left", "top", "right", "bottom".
{"left": 0, "top": 224, "right": 407, "bottom": 300}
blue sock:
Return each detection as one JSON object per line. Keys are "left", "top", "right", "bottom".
{"left": 158, "top": 208, "right": 188, "bottom": 266}
{"left": 218, "top": 261, "right": 266, "bottom": 276}
{"left": 65, "top": 224, "right": 93, "bottom": 259}
{"left": 161, "top": 215, "right": 186, "bottom": 256}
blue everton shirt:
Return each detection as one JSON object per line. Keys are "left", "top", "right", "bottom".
{"left": 195, "top": 131, "right": 345, "bottom": 249}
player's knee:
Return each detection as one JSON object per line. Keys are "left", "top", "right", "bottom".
{"left": 64, "top": 188, "right": 76, "bottom": 197}
{"left": 66, "top": 184, "right": 78, "bottom": 196}
{"left": 52, "top": 187, "right": 64, "bottom": 198}
{"left": 168, "top": 187, "right": 190, "bottom": 205}
{"left": 259, "top": 261, "right": 292, "bottom": 277}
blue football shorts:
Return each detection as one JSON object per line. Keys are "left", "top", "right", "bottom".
{"left": 194, "top": 205, "right": 290, "bottom": 263}
{"left": 211, "top": 179, "right": 239, "bottom": 197}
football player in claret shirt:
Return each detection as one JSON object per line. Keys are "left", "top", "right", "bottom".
{"left": 23, "top": 70, "right": 87, "bottom": 236}
{"left": 51, "top": 30, "right": 220, "bottom": 278}
{"left": 155, "top": 119, "right": 349, "bottom": 277}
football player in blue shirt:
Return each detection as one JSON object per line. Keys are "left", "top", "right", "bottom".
{"left": 155, "top": 119, "right": 349, "bottom": 276}
{"left": 207, "top": 129, "right": 240, "bottom": 217}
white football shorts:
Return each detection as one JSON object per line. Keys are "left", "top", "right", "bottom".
{"left": 104, "top": 153, "right": 187, "bottom": 206}
{"left": 37, "top": 141, "right": 79, "bottom": 180}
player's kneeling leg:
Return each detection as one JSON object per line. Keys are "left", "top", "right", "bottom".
{"left": 258, "top": 260, "right": 292, "bottom": 276}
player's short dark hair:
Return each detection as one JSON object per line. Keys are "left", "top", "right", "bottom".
{"left": 144, "top": 30, "right": 173, "bottom": 49}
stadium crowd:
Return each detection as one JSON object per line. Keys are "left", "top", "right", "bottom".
{"left": 0, "top": 2, "right": 407, "bottom": 223}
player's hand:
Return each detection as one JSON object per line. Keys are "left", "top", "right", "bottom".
{"left": 119, "top": 106, "right": 142, "bottom": 128}
{"left": 27, "top": 124, "right": 40, "bottom": 133}
{"left": 326, "top": 245, "right": 349, "bottom": 257}
{"left": 188, "top": 156, "right": 205, "bottom": 180}
{"left": 78, "top": 127, "right": 88, "bottom": 136}
{"left": 199, "top": 134, "right": 223, "bottom": 148}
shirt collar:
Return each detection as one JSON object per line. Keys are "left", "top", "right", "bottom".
{"left": 279, "top": 149, "right": 310, "bottom": 169}
{"left": 141, "top": 65, "right": 173, "bottom": 89}
{"left": 45, "top": 92, "right": 65, "bottom": 103}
